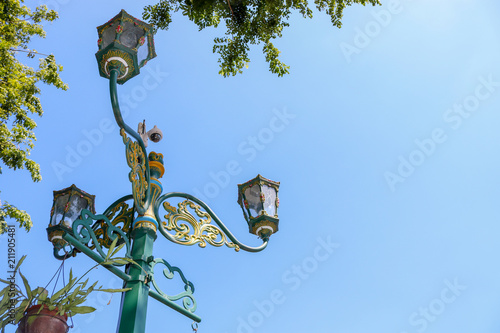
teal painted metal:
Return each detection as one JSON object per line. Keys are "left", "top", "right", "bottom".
{"left": 109, "top": 68, "right": 152, "bottom": 215}
{"left": 149, "top": 258, "right": 197, "bottom": 311}
{"left": 116, "top": 227, "right": 155, "bottom": 333}
{"left": 72, "top": 209, "right": 132, "bottom": 258}
{"left": 61, "top": 233, "right": 132, "bottom": 282}
{"left": 148, "top": 290, "right": 201, "bottom": 322}
{"left": 155, "top": 192, "right": 269, "bottom": 253}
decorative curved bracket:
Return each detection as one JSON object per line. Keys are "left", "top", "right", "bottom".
{"left": 109, "top": 69, "right": 152, "bottom": 215}
{"left": 93, "top": 195, "right": 135, "bottom": 249}
{"left": 149, "top": 258, "right": 197, "bottom": 314}
{"left": 154, "top": 192, "right": 268, "bottom": 253}
{"left": 72, "top": 209, "right": 132, "bottom": 260}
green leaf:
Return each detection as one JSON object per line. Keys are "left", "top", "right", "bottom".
{"left": 111, "top": 242, "right": 125, "bottom": 258}
{"left": 50, "top": 283, "right": 72, "bottom": 302}
{"left": 105, "top": 237, "right": 119, "bottom": 260}
{"left": 35, "top": 287, "right": 48, "bottom": 302}
{"left": 69, "top": 306, "right": 96, "bottom": 315}
{"left": 18, "top": 270, "right": 31, "bottom": 300}
{"left": 15, "top": 255, "right": 27, "bottom": 272}
{"left": 97, "top": 288, "right": 131, "bottom": 293}
{"left": 109, "top": 258, "right": 133, "bottom": 265}
{"left": 18, "top": 299, "right": 29, "bottom": 313}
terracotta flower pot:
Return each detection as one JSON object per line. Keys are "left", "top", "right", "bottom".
{"left": 17, "top": 305, "right": 69, "bottom": 333}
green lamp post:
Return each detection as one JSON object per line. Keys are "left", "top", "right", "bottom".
{"left": 46, "top": 9, "right": 281, "bottom": 333}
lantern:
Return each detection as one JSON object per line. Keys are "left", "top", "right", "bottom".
{"left": 47, "top": 184, "right": 95, "bottom": 247}
{"left": 95, "top": 9, "right": 156, "bottom": 84}
{"left": 237, "top": 175, "right": 280, "bottom": 240}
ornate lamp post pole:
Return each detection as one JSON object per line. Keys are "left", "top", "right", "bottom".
{"left": 46, "top": 10, "right": 281, "bottom": 333}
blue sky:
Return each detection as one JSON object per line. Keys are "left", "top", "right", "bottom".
{"left": 3, "top": 0, "right": 500, "bottom": 332}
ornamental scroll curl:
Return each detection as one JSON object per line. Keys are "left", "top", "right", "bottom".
{"left": 91, "top": 199, "right": 134, "bottom": 250}
{"left": 71, "top": 209, "right": 132, "bottom": 261}
{"left": 149, "top": 258, "right": 197, "bottom": 313}
{"left": 161, "top": 200, "right": 240, "bottom": 252}
{"left": 120, "top": 128, "right": 149, "bottom": 214}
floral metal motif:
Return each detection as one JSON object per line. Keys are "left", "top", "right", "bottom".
{"left": 149, "top": 258, "right": 197, "bottom": 313}
{"left": 161, "top": 200, "right": 240, "bottom": 251}
{"left": 120, "top": 129, "right": 149, "bottom": 214}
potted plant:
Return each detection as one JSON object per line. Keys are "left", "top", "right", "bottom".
{"left": 0, "top": 239, "right": 138, "bottom": 333}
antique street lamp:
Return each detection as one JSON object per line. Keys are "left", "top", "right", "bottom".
{"left": 46, "top": 9, "right": 281, "bottom": 333}
{"left": 237, "top": 175, "right": 280, "bottom": 241}
{"left": 96, "top": 9, "right": 156, "bottom": 84}
{"left": 47, "top": 184, "right": 95, "bottom": 248}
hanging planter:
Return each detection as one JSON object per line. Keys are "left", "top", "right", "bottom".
{"left": 0, "top": 238, "right": 139, "bottom": 331}
{"left": 17, "top": 305, "right": 68, "bottom": 333}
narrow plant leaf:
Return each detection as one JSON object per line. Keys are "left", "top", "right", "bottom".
{"left": 106, "top": 237, "right": 119, "bottom": 260}
{"left": 18, "top": 299, "right": 29, "bottom": 313}
{"left": 111, "top": 242, "right": 125, "bottom": 258}
{"left": 18, "top": 271, "right": 31, "bottom": 300}
{"left": 97, "top": 288, "right": 132, "bottom": 293}
{"left": 14, "top": 255, "right": 27, "bottom": 272}
{"left": 70, "top": 305, "right": 96, "bottom": 314}
{"left": 50, "top": 283, "right": 72, "bottom": 302}
{"left": 110, "top": 259, "right": 133, "bottom": 265}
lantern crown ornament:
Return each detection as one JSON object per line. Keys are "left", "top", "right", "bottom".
{"left": 237, "top": 175, "right": 280, "bottom": 241}
{"left": 47, "top": 184, "right": 95, "bottom": 248}
{"left": 96, "top": 9, "right": 156, "bottom": 84}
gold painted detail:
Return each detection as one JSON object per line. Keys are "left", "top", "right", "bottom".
{"left": 149, "top": 152, "right": 163, "bottom": 161}
{"left": 91, "top": 201, "right": 133, "bottom": 249}
{"left": 162, "top": 200, "right": 240, "bottom": 251}
{"left": 250, "top": 220, "right": 278, "bottom": 235}
{"left": 149, "top": 161, "right": 165, "bottom": 178}
{"left": 99, "top": 49, "right": 135, "bottom": 80}
{"left": 150, "top": 181, "right": 162, "bottom": 203}
{"left": 48, "top": 230, "right": 66, "bottom": 247}
{"left": 120, "top": 129, "right": 149, "bottom": 211}
{"left": 134, "top": 220, "right": 157, "bottom": 232}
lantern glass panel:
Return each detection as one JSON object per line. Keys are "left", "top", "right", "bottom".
{"left": 101, "top": 22, "right": 119, "bottom": 49}
{"left": 64, "top": 195, "right": 89, "bottom": 227}
{"left": 245, "top": 185, "right": 263, "bottom": 217}
{"left": 51, "top": 194, "right": 90, "bottom": 228}
{"left": 137, "top": 34, "right": 149, "bottom": 64}
{"left": 51, "top": 194, "right": 69, "bottom": 226}
{"left": 262, "top": 185, "right": 276, "bottom": 217}
{"left": 120, "top": 22, "right": 145, "bottom": 48}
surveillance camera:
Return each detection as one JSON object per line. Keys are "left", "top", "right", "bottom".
{"left": 137, "top": 122, "right": 163, "bottom": 147}
{"left": 147, "top": 125, "right": 163, "bottom": 143}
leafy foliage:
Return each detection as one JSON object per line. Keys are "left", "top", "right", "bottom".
{"left": 0, "top": 0, "right": 67, "bottom": 234}
{"left": 143, "top": 0, "right": 381, "bottom": 77}
{"left": 0, "top": 239, "right": 138, "bottom": 329}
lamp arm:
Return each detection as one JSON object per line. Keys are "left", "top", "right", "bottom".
{"left": 154, "top": 192, "right": 269, "bottom": 253}
{"left": 109, "top": 68, "right": 152, "bottom": 214}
